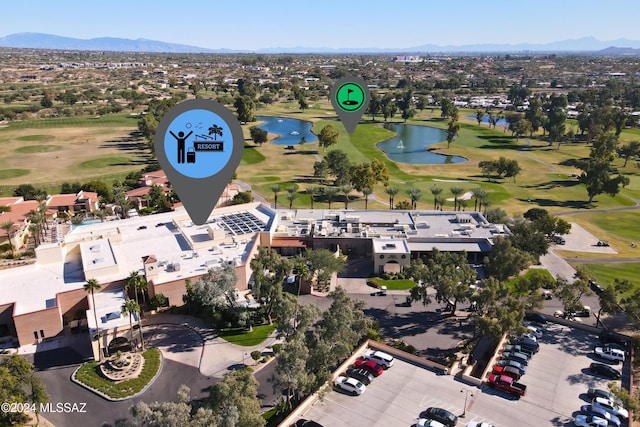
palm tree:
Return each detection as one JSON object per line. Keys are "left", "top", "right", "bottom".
{"left": 384, "top": 187, "right": 399, "bottom": 210}
{"left": 84, "top": 278, "right": 102, "bottom": 361}
{"left": 362, "top": 187, "right": 373, "bottom": 210}
{"left": 324, "top": 187, "right": 338, "bottom": 209}
{"left": 459, "top": 199, "right": 468, "bottom": 211}
{"left": 307, "top": 186, "right": 318, "bottom": 209}
{"left": 471, "top": 188, "right": 487, "bottom": 211}
{"left": 125, "top": 271, "right": 144, "bottom": 305}
{"left": 435, "top": 196, "right": 446, "bottom": 211}
{"left": 285, "top": 192, "right": 297, "bottom": 209}
{"left": 271, "top": 184, "right": 281, "bottom": 209}
{"left": 430, "top": 185, "right": 443, "bottom": 210}
{"left": 1, "top": 221, "right": 15, "bottom": 258}
{"left": 340, "top": 185, "right": 353, "bottom": 209}
{"left": 407, "top": 188, "right": 422, "bottom": 210}
{"left": 28, "top": 223, "right": 40, "bottom": 248}
{"left": 450, "top": 186, "right": 465, "bottom": 211}
{"left": 121, "top": 299, "right": 141, "bottom": 350}
{"left": 94, "top": 209, "right": 108, "bottom": 222}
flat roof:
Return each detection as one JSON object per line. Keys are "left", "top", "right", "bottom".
{"left": 372, "top": 238, "right": 410, "bottom": 253}
{"left": 408, "top": 240, "right": 493, "bottom": 253}
{"left": 86, "top": 288, "right": 133, "bottom": 333}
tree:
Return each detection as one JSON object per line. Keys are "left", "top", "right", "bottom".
{"left": 325, "top": 149, "right": 351, "bottom": 186}
{"left": 125, "top": 270, "right": 145, "bottom": 305}
{"left": 484, "top": 236, "right": 533, "bottom": 281}
{"left": 407, "top": 250, "right": 475, "bottom": 313}
{"left": 362, "top": 187, "right": 373, "bottom": 209}
{"left": 231, "top": 191, "right": 253, "bottom": 205}
{"left": 13, "top": 184, "right": 46, "bottom": 200}
{"left": 234, "top": 95, "right": 255, "bottom": 124}
{"left": 209, "top": 368, "right": 265, "bottom": 427}
{"left": 430, "top": 184, "right": 443, "bottom": 210}
{"left": 484, "top": 207, "right": 508, "bottom": 224}
{"left": 184, "top": 264, "right": 239, "bottom": 322}
{"left": 313, "top": 159, "right": 329, "bottom": 184}
{"left": 121, "top": 299, "right": 141, "bottom": 348}
{"left": 131, "top": 385, "right": 216, "bottom": 427}
{"left": 249, "top": 126, "right": 268, "bottom": 146}
{"left": 471, "top": 188, "right": 487, "bottom": 212}
{"left": 450, "top": 186, "right": 464, "bottom": 211}
{"left": 285, "top": 185, "right": 298, "bottom": 209}
{"left": 395, "top": 200, "right": 412, "bottom": 210}
{"left": 298, "top": 96, "right": 309, "bottom": 111}
{"left": 307, "top": 186, "right": 318, "bottom": 209}
{"left": 407, "top": 188, "right": 422, "bottom": 210}
{"left": 553, "top": 267, "right": 592, "bottom": 315}
{"left": 305, "top": 248, "right": 345, "bottom": 290}
{"left": 596, "top": 283, "right": 622, "bottom": 328}
{"left": 318, "top": 124, "right": 340, "bottom": 152}
{"left": 340, "top": 185, "right": 353, "bottom": 209}
{"left": 446, "top": 119, "right": 459, "bottom": 149}
{"left": 0, "top": 355, "right": 50, "bottom": 426}
{"left": 324, "top": 187, "right": 338, "bottom": 209}
{"left": 368, "top": 91, "right": 381, "bottom": 121}
{"left": 617, "top": 141, "right": 640, "bottom": 167}
{"left": 509, "top": 216, "right": 550, "bottom": 261}
{"left": 272, "top": 336, "right": 310, "bottom": 410}
{"left": 384, "top": 187, "right": 399, "bottom": 210}
{"left": 1, "top": 221, "right": 15, "bottom": 258}
{"left": 578, "top": 158, "right": 630, "bottom": 203}
{"left": 475, "top": 110, "right": 484, "bottom": 126}
{"left": 250, "top": 247, "right": 292, "bottom": 324}
{"left": 148, "top": 184, "right": 171, "bottom": 213}
{"left": 84, "top": 278, "right": 102, "bottom": 361}
{"left": 271, "top": 184, "right": 281, "bottom": 209}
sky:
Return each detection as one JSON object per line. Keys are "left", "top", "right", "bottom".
{"left": 3, "top": 0, "right": 640, "bottom": 50}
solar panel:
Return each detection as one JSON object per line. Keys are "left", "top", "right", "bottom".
{"left": 217, "top": 211, "right": 267, "bottom": 236}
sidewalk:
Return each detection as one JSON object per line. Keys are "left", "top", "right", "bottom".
{"left": 143, "top": 313, "right": 281, "bottom": 378}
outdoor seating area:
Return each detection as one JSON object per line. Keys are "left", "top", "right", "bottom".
{"left": 99, "top": 351, "right": 144, "bottom": 382}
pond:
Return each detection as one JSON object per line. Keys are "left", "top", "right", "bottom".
{"left": 466, "top": 115, "right": 508, "bottom": 126}
{"left": 256, "top": 116, "right": 317, "bottom": 146}
{"left": 376, "top": 124, "right": 467, "bottom": 164}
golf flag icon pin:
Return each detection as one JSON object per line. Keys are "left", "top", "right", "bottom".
{"left": 330, "top": 76, "right": 370, "bottom": 133}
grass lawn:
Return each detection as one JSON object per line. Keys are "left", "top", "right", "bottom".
{"left": 506, "top": 268, "right": 555, "bottom": 293}
{"left": 562, "top": 211, "right": 640, "bottom": 258}
{"left": 571, "top": 262, "right": 640, "bottom": 296}
{"left": 368, "top": 278, "right": 416, "bottom": 290}
{"left": 219, "top": 323, "right": 277, "bottom": 346}
{"left": 73, "top": 347, "right": 161, "bottom": 400}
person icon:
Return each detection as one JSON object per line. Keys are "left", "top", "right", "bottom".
{"left": 169, "top": 130, "right": 193, "bottom": 164}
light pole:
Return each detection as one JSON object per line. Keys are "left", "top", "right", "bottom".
{"left": 460, "top": 388, "right": 473, "bottom": 418}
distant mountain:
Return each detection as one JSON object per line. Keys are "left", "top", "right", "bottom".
{"left": 596, "top": 46, "right": 640, "bottom": 55}
{"left": 0, "top": 32, "right": 239, "bottom": 53}
{"left": 2, "top": 33, "right": 640, "bottom": 54}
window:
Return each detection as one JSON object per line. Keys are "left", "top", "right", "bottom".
{"left": 33, "top": 331, "right": 38, "bottom": 340}
{"left": 39, "top": 329, "right": 45, "bottom": 338}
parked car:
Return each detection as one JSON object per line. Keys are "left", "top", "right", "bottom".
{"left": 496, "top": 359, "right": 526, "bottom": 374}
{"left": 364, "top": 349, "right": 394, "bottom": 369}
{"left": 523, "top": 320, "right": 547, "bottom": 331}
{"left": 502, "top": 351, "right": 529, "bottom": 366}
{"left": 580, "top": 405, "right": 621, "bottom": 427}
{"left": 590, "top": 279, "right": 605, "bottom": 295}
{"left": 594, "top": 346, "right": 625, "bottom": 363}
{"left": 524, "top": 312, "right": 547, "bottom": 324}
{"left": 553, "top": 235, "right": 566, "bottom": 244}
{"left": 525, "top": 325, "right": 543, "bottom": 338}
{"left": 354, "top": 359, "right": 383, "bottom": 377}
{"left": 492, "top": 365, "right": 522, "bottom": 380}
{"left": 416, "top": 419, "right": 445, "bottom": 427}
{"left": 589, "top": 363, "right": 622, "bottom": 380}
{"left": 512, "top": 337, "right": 539, "bottom": 353}
{"left": 485, "top": 374, "right": 527, "bottom": 398}
{"left": 587, "top": 388, "right": 622, "bottom": 405}
{"left": 574, "top": 414, "right": 608, "bottom": 427}
{"left": 592, "top": 397, "right": 629, "bottom": 420}
{"left": 597, "top": 240, "right": 610, "bottom": 247}
{"left": 519, "top": 332, "right": 538, "bottom": 342}
{"left": 599, "top": 331, "right": 627, "bottom": 348}
{"left": 295, "top": 420, "right": 324, "bottom": 427}
{"left": 503, "top": 344, "right": 534, "bottom": 358}
{"left": 422, "top": 407, "right": 458, "bottom": 427}
{"left": 345, "top": 368, "right": 374, "bottom": 385}
{"left": 334, "top": 376, "right": 366, "bottom": 396}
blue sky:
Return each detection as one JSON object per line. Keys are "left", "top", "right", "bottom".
{"left": 4, "top": 0, "right": 640, "bottom": 49}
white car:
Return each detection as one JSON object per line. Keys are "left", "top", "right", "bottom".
{"left": 592, "top": 397, "right": 629, "bottom": 419}
{"left": 574, "top": 414, "right": 608, "bottom": 427}
{"left": 594, "top": 346, "right": 625, "bottom": 363}
{"left": 417, "top": 419, "right": 445, "bottom": 427}
{"left": 334, "top": 376, "right": 366, "bottom": 395}
{"left": 364, "top": 349, "right": 394, "bottom": 369}
{"left": 525, "top": 325, "right": 543, "bottom": 338}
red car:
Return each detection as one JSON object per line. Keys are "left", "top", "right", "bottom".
{"left": 354, "top": 359, "right": 384, "bottom": 377}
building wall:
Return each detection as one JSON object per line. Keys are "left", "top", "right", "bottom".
{"left": 57, "top": 288, "right": 89, "bottom": 322}
{"left": 14, "top": 306, "right": 63, "bottom": 346}
{"left": 0, "top": 303, "right": 16, "bottom": 337}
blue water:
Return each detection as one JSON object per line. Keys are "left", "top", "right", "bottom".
{"left": 466, "top": 115, "right": 507, "bottom": 126}
{"left": 70, "top": 218, "right": 102, "bottom": 231}
{"left": 256, "top": 116, "right": 317, "bottom": 145}
{"left": 376, "top": 124, "right": 467, "bottom": 164}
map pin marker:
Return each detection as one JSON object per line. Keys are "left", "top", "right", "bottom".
{"left": 154, "top": 99, "right": 244, "bottom": 225}
{"left": 330, "top": 76, "right": 370, "bottom": 134}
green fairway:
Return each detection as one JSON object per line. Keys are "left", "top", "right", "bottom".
{"left": 80, "top": 156, "right": 133, "bottom": 168}
{"left": 0, "top": 169, "right": 30, "bottom": 179}
{"left": 573, "top": 262, "right": 640, "bottom": 296}
{"left": 15, "top": 134, "right": 51, "bottom": 142}
{"left": 219, "top": 323, "right": 277, "bottom": 346}
{"left": 15, "top": 145, "right": 62, "bottom": 153}
{"left": 565, "top": 211, "right": 640, "bottom": 257}
{"left": 241, "top": 145, "right": 266, "bottom": 165}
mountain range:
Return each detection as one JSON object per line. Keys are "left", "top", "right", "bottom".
{"left": 2, "top": 33, "right": 640, "bottom": 54}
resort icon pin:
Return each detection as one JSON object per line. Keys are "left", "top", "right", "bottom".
{"left": 330, "top": 76, "right": 370, "bottom": 133}
{"left": 155, "top": 99, "right": 244, "bottom": 225}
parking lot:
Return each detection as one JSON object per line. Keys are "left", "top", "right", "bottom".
{"left": 293, "top": 323, "right": 630, "bottom": 426}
